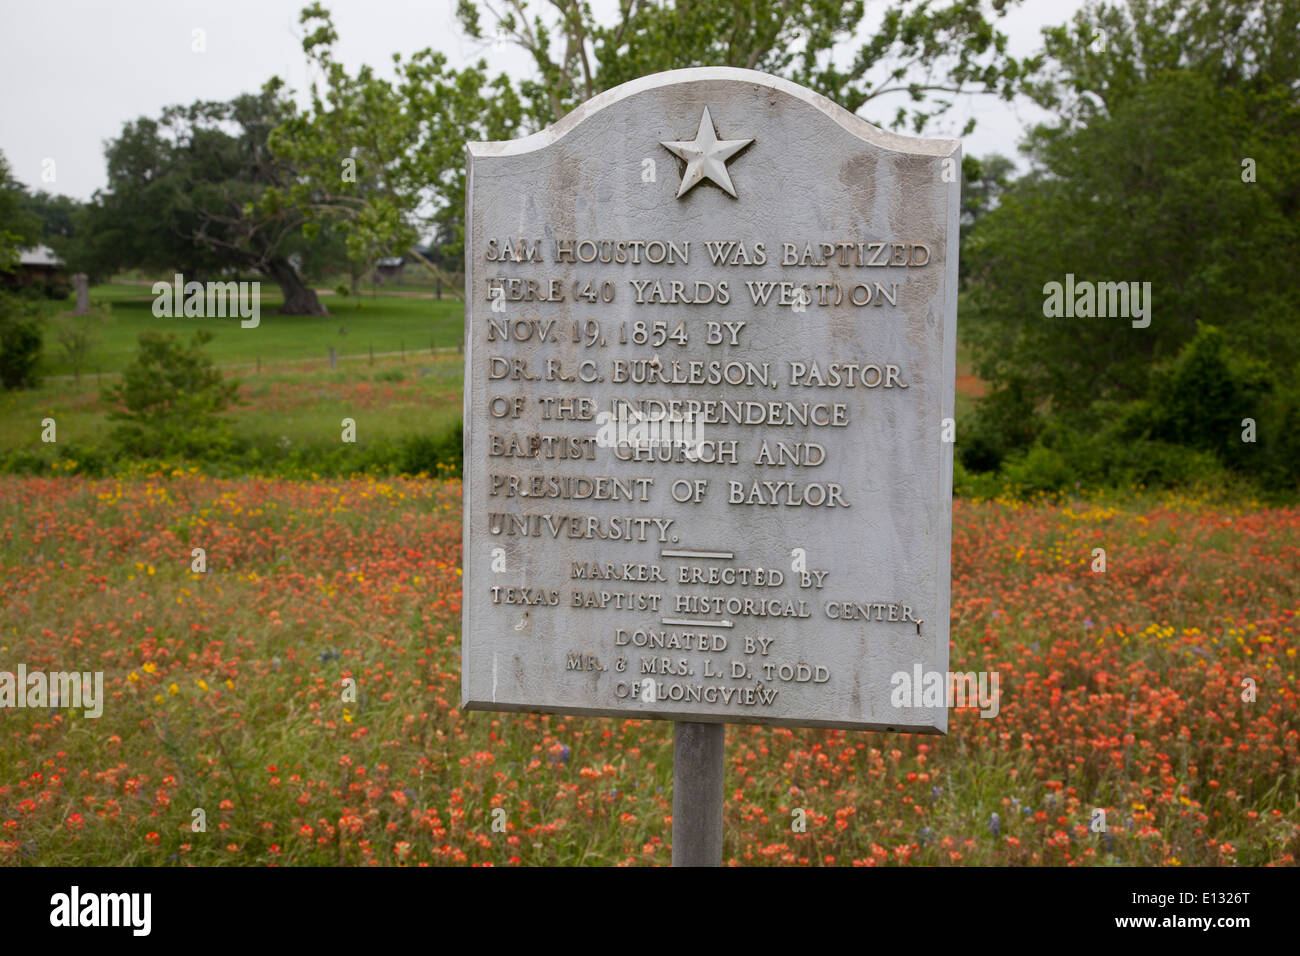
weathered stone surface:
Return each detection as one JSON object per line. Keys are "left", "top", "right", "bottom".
{"left": 462, "top": 67, "right": 959, "bottom": 732}
{"left": 73, "top": 273, "right": 90, "bottom": 315}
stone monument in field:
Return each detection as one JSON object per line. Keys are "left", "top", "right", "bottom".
{"left": 461, "top": 69, "right": 958, "bottom": 759}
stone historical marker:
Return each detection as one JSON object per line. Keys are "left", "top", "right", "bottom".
{"left": 462, "top": 67, "right": 959, "bottom": 863}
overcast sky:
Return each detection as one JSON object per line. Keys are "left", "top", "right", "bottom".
{"left": 0, "top": 0, "right": 1086, "bottom": 200}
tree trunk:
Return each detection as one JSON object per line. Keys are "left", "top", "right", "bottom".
{"left": 265, "top": 258, "right": 328, "bottom": 315}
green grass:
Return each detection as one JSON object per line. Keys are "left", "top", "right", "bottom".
{"left": 11, "top": 277, "right": 991, "bottom": 479}
{"left": 0, "top": 353, "right": 465, "bottom": 471}
{"left": 40, "top": 282, "right": 465, "bottom": 378}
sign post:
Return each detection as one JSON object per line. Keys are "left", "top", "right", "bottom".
{"left": 672, "top": 721, "right": 725, "bottom": 866}
{"left": 461, "top": 68, "right": 960, "bottom": 865}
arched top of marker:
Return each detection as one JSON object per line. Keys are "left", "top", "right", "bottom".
{"left": 467, "top": 67, "right": 959, "bottom": 160}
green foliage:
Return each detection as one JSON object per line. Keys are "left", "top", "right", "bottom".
{"left": 265, "top": 3, "right": 523, "bottom": 269}
{"left": 0, "top": 292, "right": 44, "bottom": 389}
{"left": 959, "top": 326, "right": 1294, "bottom": 499}
{"left": 998, "top": 445, "right": 1075, "bottom": 498}
{"left": 0, "top": 150, "right": 41, "bottom": 273}
{"left": 959, "top": 153, "right": 1015, "bottom": 274}
{"left": 0, "top": 443, "right": 112, "bottom": 478}
{"left": 1252, "top": 380, "right": 1300, "bottom": 493}
{"left": 967, "top": 72, "right": 1300, "bottom": 414}
{"left": 959, "top": 0, "right": 1300, "bottom": 500}
{"left": 959, "top": 377, "right": 1040, "bottom": 472}
{"left": 959, "top": 330, "right": 1278, "bottom": 498}
{"left": 967, "top": 0, "right": 1300, "bottom": 417}
{"left": 185, "top": 420, "right": 464, "bottom": 480}
{"left": 79, "top": 84, "right": 342, "bottom": 313}
{"left": 398, "top": 420, "right": 463, "bottom": 477}
{"left": 15, "top": 274, "right": 72, "bottom": 301}
{"left": 277, "top": 1, "right": 1033, "bottom": 269}
{"left": 458, "top": 0, "right": 1033, "bottom": 132}
{"left": 1025, "top": 0, "right": 1298, "bottom": 130}
{"left": 21, "top": 190, "right": 82, "bottom": 242}
{"left": 1142, "top": 324, "right": 1273, "bottom": 463}
{"left": 1033, "top": 423, "right": 1230, "bottom": 494}
{"left": 0, "top": 421, "right": 467, "bottom": 482}
{"left": 957, "top": 420, "right": 1236, "bottom": 500}
{"left": 103, "top": 331, "right": 241, "bottom": 458}
{"left": 52, "top": 304, "right": 107, "bottom": 382}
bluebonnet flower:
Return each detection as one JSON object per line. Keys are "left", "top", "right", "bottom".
{"left": 988, "top": 812, "right": 1001, "bottom": 837}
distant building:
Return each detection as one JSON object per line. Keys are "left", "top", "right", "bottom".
{"left": 3, "top": 245, "right": 67, "bottom": 292}
{"left": 373, "top": 256, "right": 405, "bottom": 283}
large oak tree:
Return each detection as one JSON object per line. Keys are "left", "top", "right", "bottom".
{"left": 82, "top": 82, "right": 342, "bottom": 314}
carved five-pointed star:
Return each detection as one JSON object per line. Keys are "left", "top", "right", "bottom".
{"left": 660, "top": 107, "right": 753, "bottom": 199}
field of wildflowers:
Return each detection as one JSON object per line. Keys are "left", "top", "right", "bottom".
{"left": 1, "top": 473, "right": 1296, "bottom": 866}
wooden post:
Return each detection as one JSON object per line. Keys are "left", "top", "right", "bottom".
{"left": 672, "top": 721, "right": 724, "bottom": 866}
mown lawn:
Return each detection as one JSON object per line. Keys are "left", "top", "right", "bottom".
{"left": 39, "top": 283, "right": 465, "bottom": 377}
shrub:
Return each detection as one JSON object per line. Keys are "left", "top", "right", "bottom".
{"left": 1145, "top": 324, "right": 1273, "bottom": 465}
{"left": 102, "top": 330, "right": 241, "bottom": 458}
{"left": 1250, "top": 379, "right": 1300, "bottom": 494}
{"left": 0, "top": 291, "right": 43, "bottom": 389}
{"left": 951, "top": 459, "right": 1002, "bottom": 499}
{"left": 1000, "top": 445, "right": 1074, "bottom": 497}
{"left": 959, "top": 377, "right": 1040, "bottom": 473}
{"left": 398, "top": 421, "right": 462, "bottom": 477}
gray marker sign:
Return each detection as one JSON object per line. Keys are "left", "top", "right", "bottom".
{"left": 462, "top": 67, "right": 958, "bottom": 733}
